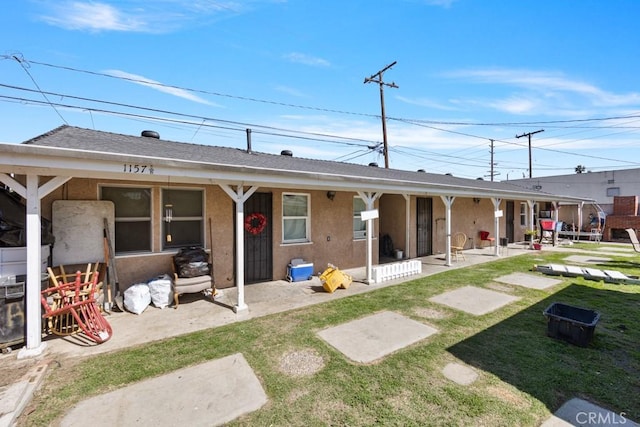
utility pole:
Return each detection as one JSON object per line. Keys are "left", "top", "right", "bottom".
{"left": 487, "top": 139, "right": 499, "bottom": 182}
{"left": 516, "top": 129, "right": 544, "bottom": 178}
{"left": 364, "top": 61, "right": 398, "bottom": 168}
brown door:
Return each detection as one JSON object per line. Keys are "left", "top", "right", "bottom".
{"left": 241, "top": 192, "right": 273, "bottom": 284}
{"left": 417, "top": 197, "right": 433, "bottom": 256}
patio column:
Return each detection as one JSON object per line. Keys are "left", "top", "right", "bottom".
{"left": 491, "top": 197, "right": 502, "bottom": 257}
{"left": 0, "top": 173, "right": 69, "bottom": 358}
{"left": 552, "top": 201, "right": 560, "bottom": 245}
{"left": 220, "top": 184, "right": 258, "bottom": 312}
{"left": 440, "top": 196, "right": 455, "bottom": 266}
{"left": 357, "top": 191, "right": 380, "bottom": 284}
{"left": 403, "top": 194, "right": 410, "bottom": 259}
{"left": 527, "top": 200, "right": 536, "bottom": 250}
{"left": 577, "top": 201, "right": 584, "bottom": 242}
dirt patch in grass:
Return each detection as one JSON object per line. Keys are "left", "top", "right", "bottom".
{"left": 486, "top": 283, "right": 514, "bottom": 293}
{"left": 485, "top": 384, "right": 531, "bottom": 409}
{"left": 278, "top": 348, "right": 324, "bottom": 377}
{"left": 0, "top": 354, "right": 45, "bottom": 387}
{"left": 413, "top": 307, "right": 450, "bottom": 319}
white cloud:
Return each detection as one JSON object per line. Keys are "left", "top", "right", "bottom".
{"left": 396, "top": 95, "right": 459, "bottom": 111}
{"left": 104, "top": 70, "right": 217, "bottom": 106}
{"left": 37, "top": 0, "right": 246, "bottom": 33}
{"left": 39, "top": 1, "right": 149, "bottom": 32}
{"left": 274, "top": 85, "right": 307, "bottom": 98}
{"left": 283, "top": 52, "right": 331, "bottom": 67}
{"left": 444, "top": 68, "right": 640, "bottom": 109}
{"left": 424, "top": 0, "right": 458, "bottom": 7}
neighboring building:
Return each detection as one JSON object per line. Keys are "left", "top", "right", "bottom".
{"left": 0, "top": 125, "right": 587, "bottom": 355}
{"left": 508, "top": 168, "right": 640, "bottom": 240}
{"left": 508, "top": 168, "right": 640, "bottom": 214}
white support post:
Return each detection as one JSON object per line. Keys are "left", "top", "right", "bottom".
{"left": 357, "top": 191, "right": 380, "bottom": 284}
{"left": 552, "top": 201, "right": 560, "bottom": 245}
{"left": 220, "top": 183, "right": 258, "bottom": 312}
{"left": 527, "top": 200, "right": 536, "bottom": 250}
{"left": 577, "top": 201, "right": 584, "bottom": 242}
{"left": 403, "top": 194, "right": 410, "bottom": 259}
{"left": 492, "top": 197, "right": 501, "bottom": 257}
{"left": 440, "top": 196, "right": 455, "bottom": 266}
{"left": 19, "top": 175, "right": 46, "bottom": 358}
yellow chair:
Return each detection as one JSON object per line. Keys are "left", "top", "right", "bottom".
{"left": 451, "top": 232, "right": 467, "bottom": 261}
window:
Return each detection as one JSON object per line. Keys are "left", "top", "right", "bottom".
{"left": 520, "top": 202, "right": 527, "bottom": 226}
{"left": 353, "top": 197, "right": 366, "bottom": 239}
{"left": 101, "top": 186, "right": 152, "bottom": 253}
{"left": 162, "top": 188, "right": 204, "bottom": 249}
{"left": 282, "top": 193, "right": 309, "bottom": 243}
{"left": 607, "top": 187, "right": 620, "bottom": 197}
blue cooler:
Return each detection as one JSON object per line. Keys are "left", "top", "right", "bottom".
{"left": 287, "top": 259, "right": 314, "bottom": 282}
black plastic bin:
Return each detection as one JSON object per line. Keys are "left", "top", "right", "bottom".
{"left": 0, "top": 278, "right": 26, "bottom": 351}
{"left": 543, "top": 302, "right": 600, "bottom": 347}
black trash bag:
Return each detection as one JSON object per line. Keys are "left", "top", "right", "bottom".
{"left": 174, "top": 247, "right": 210, "bottom": 278}
{"left": 0, "top": 187, "right": 55, "bottom": 247}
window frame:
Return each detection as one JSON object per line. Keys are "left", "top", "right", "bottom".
{"left": 520, "top": 202, "right": 527, "bottom": 227}
{"left": 282, "top": 192, "right": 310, "bottom": 244}
{"left": 100, "top": 185, "right": 153, "bottom": 254}
{"left": 161, "top": 187, "right": 205, "bottom": 250}
{"left": 353, "top": 196, "right": 367, "bottom": 240}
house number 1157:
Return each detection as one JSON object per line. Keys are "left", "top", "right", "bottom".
{"left": 123, "top": 164, "right": 153, "bottom": 174}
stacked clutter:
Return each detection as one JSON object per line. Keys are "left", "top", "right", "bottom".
{"left": 319, "top": 263, "right": 352, "bottom": 293}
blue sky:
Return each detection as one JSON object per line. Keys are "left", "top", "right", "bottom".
{"left": 2, "top": 0, "right": 640, "bottom": 180}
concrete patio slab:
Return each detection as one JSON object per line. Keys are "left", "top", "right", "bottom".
{"left": 563, "top": 255, "right": 612, "bottom": 264}
{"left": 494, "top": 272, "right": 562, "bottom": 290}
{"left": 441, "top": 362, "right": 478, "bottom": 386}
{"left": 429, "top": 286, "right": 520, "bottom": 315}
{"left": 540, "top": 397, "right": 638, "bottom": 427}
{"left": 60, "top": 353, "right": 267, "bottom": 427}
{"left": 316, "top": 311, "right": 438, "bottom": 364}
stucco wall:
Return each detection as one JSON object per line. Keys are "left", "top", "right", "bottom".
{"left": 271, "top": 190, "right": 376, "bottom": 279}
{"left": 33, "top": 176, "right": 536, "bottom": 291}
{"left": 379, "top": 194, "right": 406, "bottom": 254}
{"left": 40, "top": 179, "right": 379, "bottom": 289}
{"left": 41, "top": 179, "right": 236, "bottom": 290}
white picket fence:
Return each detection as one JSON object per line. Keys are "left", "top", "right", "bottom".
{"left": 372, "top": 260, "right": 422, "bottom": 284}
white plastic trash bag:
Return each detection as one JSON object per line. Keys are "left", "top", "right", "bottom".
{"left": 124, "top": 283, "right": 151, "bottom": 315}
{"left": 148, "top": 274, "right": 173, "bottom": 309}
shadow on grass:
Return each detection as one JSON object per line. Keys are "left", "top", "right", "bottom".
{"left": 447, "top": 283, "right": 640, "bottom": 420}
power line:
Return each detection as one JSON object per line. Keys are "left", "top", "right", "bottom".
{"left": 4, "top": 56, "right": 640, "bottom": 172}
{"left": 9, "top": 54, "right": 68, "bottom": 125}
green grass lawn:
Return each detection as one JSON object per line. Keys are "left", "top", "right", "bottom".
{"left": 21, "top": 248, "right": 640, "bottom": 426}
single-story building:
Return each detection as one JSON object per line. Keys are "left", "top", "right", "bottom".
{"left": 0, "top": 125, "right": 589, "bottom": 357}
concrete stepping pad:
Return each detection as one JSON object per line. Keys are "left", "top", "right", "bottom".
{"left": 540, "top": 397, "right": 638, "bottom": 427}
{"left": 317, "top": 311, "right": 438, "bottom": 363}
{"left": 495, "top": 272, "right": 562, "bottom": 290}
{"left": 60, "top": 353, "right": 267, "bottom": 427}
{"left": 441, "top": 362, "right": 478, "bottom": 386}
{"left": 429, "top": 286, "right": 520, "bottom": 315}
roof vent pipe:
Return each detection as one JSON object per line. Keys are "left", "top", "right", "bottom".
{"left": 141, "top": 130, "right": 160, "bottom": 139}
{"left": 368, "top": 162, "right": 378, "bottom": 167}
{"left": 281, "top": 150, "right": 293, "bottom": 156}
{"left": 246, "top": 128, "right": 252, "bottom": 153}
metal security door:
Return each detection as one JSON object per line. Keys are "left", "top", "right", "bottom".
{"left": 243, "top": 192, "right": 272, "bottom": 283}
{"left": 416, "top": 197, "right": 433, "bottom": 256}
{"left": 506, "top": 201, "right": 515, "bottom": 244}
